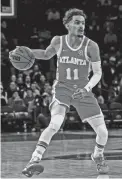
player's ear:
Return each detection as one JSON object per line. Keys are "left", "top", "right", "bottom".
{"left": 65, "top": 23, "right": 69, "bottom": 30}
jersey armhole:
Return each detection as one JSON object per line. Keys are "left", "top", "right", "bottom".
{"left": 85, "top": 39, "right": 90, "bottom": 62}
{"left": 57, "top": 36, "right": 62, "bottom": 57}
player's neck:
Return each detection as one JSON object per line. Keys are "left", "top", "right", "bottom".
{"left": 67, "top": 34, "right": 83, "bottom": 47}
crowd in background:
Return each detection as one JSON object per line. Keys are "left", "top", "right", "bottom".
{"left": 1, "top": 0, "right": 122, "bottom": 132}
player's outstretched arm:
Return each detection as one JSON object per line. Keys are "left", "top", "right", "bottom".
{"left": 32, "top": 36, "right": 60, "bottom": 60}
{"left": 84, "top": 40, "right": 102, "bottom": 92}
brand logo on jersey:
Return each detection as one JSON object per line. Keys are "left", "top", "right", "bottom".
{"left": 59, "top": 56, "right": 86, "bottom": 65}
{"left": 78, "top": 50, "right": 83, "bottom": 56}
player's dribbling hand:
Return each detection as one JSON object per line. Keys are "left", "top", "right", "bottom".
{"left": 9, "top": 46, "right": 35, "bottom": 59}
{"left": 9, "top": 49, "right": 16, "bottom": 60}
{"left": 9, "top": 46, "right": 23, "bottom": 59}
{"left": 72, "top": 88, "right": 88, "bottom": 99}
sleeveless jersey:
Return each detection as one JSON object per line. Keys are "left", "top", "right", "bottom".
{"left": 56, "top": 35, "right": 91, "bottom": 89}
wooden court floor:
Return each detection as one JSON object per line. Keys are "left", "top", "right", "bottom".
{"left": 1, "top": 129, "right": 122, "bottom": 178}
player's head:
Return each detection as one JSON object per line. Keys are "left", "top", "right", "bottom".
{"left": 63, "top": 8, "right": 86, "bottom": 37}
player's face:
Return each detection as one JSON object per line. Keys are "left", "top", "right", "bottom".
{"left": 68, "top": 15, "right": 85, "bottom": 37}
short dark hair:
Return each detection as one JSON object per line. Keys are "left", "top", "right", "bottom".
{"left": 63, "top": 8, "right": 86, "bottom": 25}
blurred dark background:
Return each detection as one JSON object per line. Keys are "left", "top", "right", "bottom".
{"left": 1, "top": 0, "right": 122, "bottom": 133}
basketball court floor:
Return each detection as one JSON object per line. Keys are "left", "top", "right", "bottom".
{"left": 1, "top": 129, "right": 122, "bottom": 178}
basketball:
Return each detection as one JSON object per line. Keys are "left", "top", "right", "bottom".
{"left": 9, "top": 46, "right": 35, "bottom": 71}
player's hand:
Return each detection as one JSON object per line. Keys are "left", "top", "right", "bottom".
{"left": 9, "top": 49, "right": 16, "bottom": 60}
{"left": 9, "top": 47, "right": 22, "bottom": 59}
{"left": 9, "top": 46, "right": 35, "bottom": 59}
{"left": 72, "top": 88, "right": 88, "bottom": 99}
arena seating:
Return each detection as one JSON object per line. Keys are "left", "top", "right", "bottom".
{"left": 109, "top": 102, "right": 122, "bottom": 127}
{"left": 1, "top": 105, "right": 33, "bottom": 132}
{"left": 1, "top": 101, "right": 122, "bottom": 132}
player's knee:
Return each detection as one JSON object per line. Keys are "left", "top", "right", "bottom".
{"left": 51, "top": 101, "right": 67, "bottom": 117}
{"left": 97, "top": 124, "right": 108, "bottom": 139}
{"left": 104, "top": 127, "right": 108, "bottom": 140}
{"left": 48, "top": 122, "right": 61, "bottom": 133}
{"left": 96, "top": 124, "right": 108, "bottom": 145}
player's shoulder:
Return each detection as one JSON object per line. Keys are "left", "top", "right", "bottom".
{"left": 51, "top": 36, "right": 61, "bottom": 46}
{"left": 87, "top": 39, "right": 99, "bottom": 50}
{"left": 86, "top": 38, "right": 100, "bottom": 60}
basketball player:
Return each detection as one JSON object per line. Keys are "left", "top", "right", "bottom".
{"left": 20, "top": 9, "right": 109, "bottom": 177}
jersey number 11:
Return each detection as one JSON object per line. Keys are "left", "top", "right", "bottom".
{"left": 66, "top": 68, "right": 79, "bottom": 80}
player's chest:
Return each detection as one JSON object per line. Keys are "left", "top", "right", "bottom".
{"left": 58, "top": 55, "right": 87, "bottom": 68}
{"left": 59, "top": 47, "right": 86, "bottom": 64}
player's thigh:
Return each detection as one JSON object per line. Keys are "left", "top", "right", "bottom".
{"left": 72, "top": 95, "right": 103, "bottom": 123}
{"left": 49, "top": 86, "right": 71, "bottom": 116}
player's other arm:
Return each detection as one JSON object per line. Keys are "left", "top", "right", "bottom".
{"left": 84, "top": 41, "right": 102, "bottom": 92}
{"left": 32, "top": 36, "right": 60, "bottom": 60}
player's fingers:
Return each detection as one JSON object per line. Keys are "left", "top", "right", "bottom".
{"left": 9, "top": 51, "right": 14, "bottom": 57}
{"left": 73, "top": 95, "right": 83, "bottom": 99}
{"left": 9, "top": 51, "right": 12, "bottom": 56}
{"left": 75, "top": 88, "right": 81, "bottom": 93}
{"left": 9, "top": 49, "right": 17, "bottom": 57}
{"left": 73, "top": 91, "right": 81, "bottom": 96}
{"left": 80, "top": 95, "right": 83, "bottom": 99}
{"left": 15, "top": 46, "right": 25, "bottom": 55}
{"left": 72, "top": 93, "right": 80, "bottom": 99}
{"left": 21, "top": 46, "right": 31, "bottom": 52}
{"left": 72, "top": 94, "right": 76, "bottom": 99}
{"left": 15, "top": 46, "right": 21, "bottom": 51}
{"left": 9, "top": 50, "right": 14, "bottom": 53}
